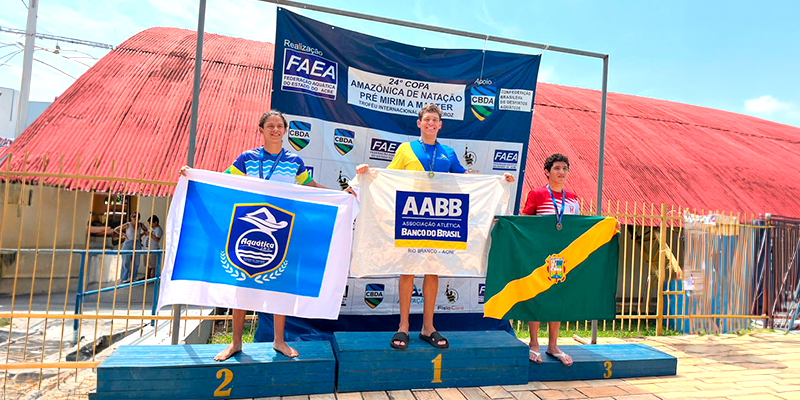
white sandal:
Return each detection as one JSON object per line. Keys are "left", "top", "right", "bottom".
{"left": 529, "top": 349, "right": 542, "bottom": 363}
{"left": 546, "top": 351, "right": 573, "bottom": 366}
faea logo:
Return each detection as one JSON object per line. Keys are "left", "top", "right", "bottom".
{"left": 444, "top": 283, "right": 459, "bottom": 304}
{"left": 364, "top": 283, "right": 385, "bottom": 309}
{"left": 470, "top": 86, "right": 496, "bottom": 121}
{"left": 369, "top": 138, "right": 401, "bottom": 162}
{"left": 288, "top": 121, "right": 311, "bottom": 151}
{"left": 226, "top": 204, "right": 294, "bottom": 279}
{"left": 281, "top": 48, "right": 338, "bottom": 100}
{"left": 492, "top": 149, "right": 519, "bottom": 171}
{"left": 547, "top": 255, "right": 566, "bottom": 283}
{"left": 477, "top": 283, "right": 485, "bottom": 304}
{"left": 333, "top": 128, "right": 355, "bottom": 155}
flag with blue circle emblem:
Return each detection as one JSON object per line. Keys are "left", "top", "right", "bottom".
{"left": 157, "top": 169, "right": 359, "bottom": 319}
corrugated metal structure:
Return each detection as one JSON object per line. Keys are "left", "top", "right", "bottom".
{"left": 527, "top": 84, "right": 800, "bottom": 217}
{"left": 3, "top": 27, "right": 800, "bottom": 216}
{"left": 1, "top": 27, "right": 274, "bottom": 197}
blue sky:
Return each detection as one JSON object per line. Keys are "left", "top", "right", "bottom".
{"left": 1, "top": 0, "right": 798, "bottom": 127}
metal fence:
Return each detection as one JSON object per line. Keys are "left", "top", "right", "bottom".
{"left": 0, "top": 154, "right": 182, "bottom": 394}
{"left": 0, "top": 153, "right": 787, "bottom": 395}
{"left": 512, "top": 200, "right": 770, "bottom": 335}
{"left": 760, "top": 215, "right": 800, "bottom": 331}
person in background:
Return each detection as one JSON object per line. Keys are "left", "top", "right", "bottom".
{"left": 143, "top": 215, "right": 163, "bottom": 279}
{"left": 114, "top": 212, "right": 148, "bottom": 283}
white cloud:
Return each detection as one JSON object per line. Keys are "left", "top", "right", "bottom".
{"left": 742, "top": 95, "right": 800, "bottom": 126}
{"left": 744, "top": 95, "right": 794, "bottom": 114}
{"left": 473, "top": 0, "right": 521, "bottom": 39}
{"left": 205, "top": 0, "right": 277, "bottom": 42}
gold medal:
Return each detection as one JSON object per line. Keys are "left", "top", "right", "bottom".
{"left": 428, "top": 171, "right": 435, "bottom": 178}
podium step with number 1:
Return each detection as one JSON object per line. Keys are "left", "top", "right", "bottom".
{"left": 334, "top": 331, "right": 529, "bottom": 392}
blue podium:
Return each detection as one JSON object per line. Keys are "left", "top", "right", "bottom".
{"left": 334, "top": 331, "right": 529, "bottom": 392}
{"left": 529, "top": 343, "right": 677, "bottom": 381}
{"left": 89, "top": 342, "right": 335, "bottom": 400}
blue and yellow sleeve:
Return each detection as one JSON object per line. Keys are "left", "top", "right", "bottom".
{"left": 295, "top": 158, "right": 313, "bottom": 185}
{"left": 224, "top": 154, "right": 246, "bottom": 175}
{"left": 387, "top": 142, "right": 425, "bottom": 171}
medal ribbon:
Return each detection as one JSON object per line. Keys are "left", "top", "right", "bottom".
{"left": 419, "top": 139, "right": 438, "bottom": 172}
{"left": 547, "top": 184, "right": 566, "bottom": 228}
{"left": 259, "top": 148, "right": 285, "bottom": 180}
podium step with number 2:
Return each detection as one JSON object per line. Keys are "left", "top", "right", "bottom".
{"left": 89, "top": 342, "right": 335, "bottom": 400}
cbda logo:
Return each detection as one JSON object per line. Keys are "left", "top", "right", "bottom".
{"left": 288, "top": 121, "right": 311, "bottom": 151}
{"left": 333, "top": 128, "right": 355, "bottom": 155}
{"left": 470, "top": 85, "right": 496, "bottom": 121}
{"left": 364, "top": 283, "right": 385, "bottom": 309}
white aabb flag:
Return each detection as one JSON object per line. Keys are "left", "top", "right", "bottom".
{"left": 349, "top": 168, "right": 511, "bottom": 276}
{"left": 157, "top": 170, "right": 358, "bottom": 319}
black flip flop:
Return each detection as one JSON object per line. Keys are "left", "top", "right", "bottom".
{"left": 419, "top": 331, "right": 449, "bottom": 349}
{"left": 390, "top": 331, "right": 409, "bottom": 350}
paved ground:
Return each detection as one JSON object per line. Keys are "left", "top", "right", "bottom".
{"left": 5, "top": 332, "right": 800, "bottom": 400}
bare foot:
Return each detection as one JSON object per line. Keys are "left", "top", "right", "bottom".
{"left": 546, "top": 345, "right": 573, "bottom": 366}
{"left": 529, "top": 344, "right": 542, "bottom": 363}
{"left": 214, "top": 342, "right": 242, "bottom": 361}
{"left": 273, "top": 342, "right": 298, "bottom": 358}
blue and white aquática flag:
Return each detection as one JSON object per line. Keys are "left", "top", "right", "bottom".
{"left": 157, "top": 169, "right": 359, "bottom": 319}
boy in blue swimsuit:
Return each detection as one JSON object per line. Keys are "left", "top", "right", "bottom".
{"left": 181, "top": 110, "right": 353, "bottom": 360}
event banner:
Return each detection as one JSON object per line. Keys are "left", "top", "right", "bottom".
{"left": 339, "top": 276, "right": 487, "bottom": 315}
{"left": 483, "top": 215, "right": 619, "bottom": 322}
{"left": 157, "top": 170, "right": 358, "bottom": 319}
{"left": 349, "top": 168, "right": 511, "bottom": 277}
{"left": 272, "top": 8, "right": 541, "bottom": 212}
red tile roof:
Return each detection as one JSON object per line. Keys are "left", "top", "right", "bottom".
{"left": 4, "top": 27, "right": 800, "bottom": 216}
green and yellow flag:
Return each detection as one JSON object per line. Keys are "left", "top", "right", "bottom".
{"left": 483, "top": 215, "right": 619, "bottom": 322}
